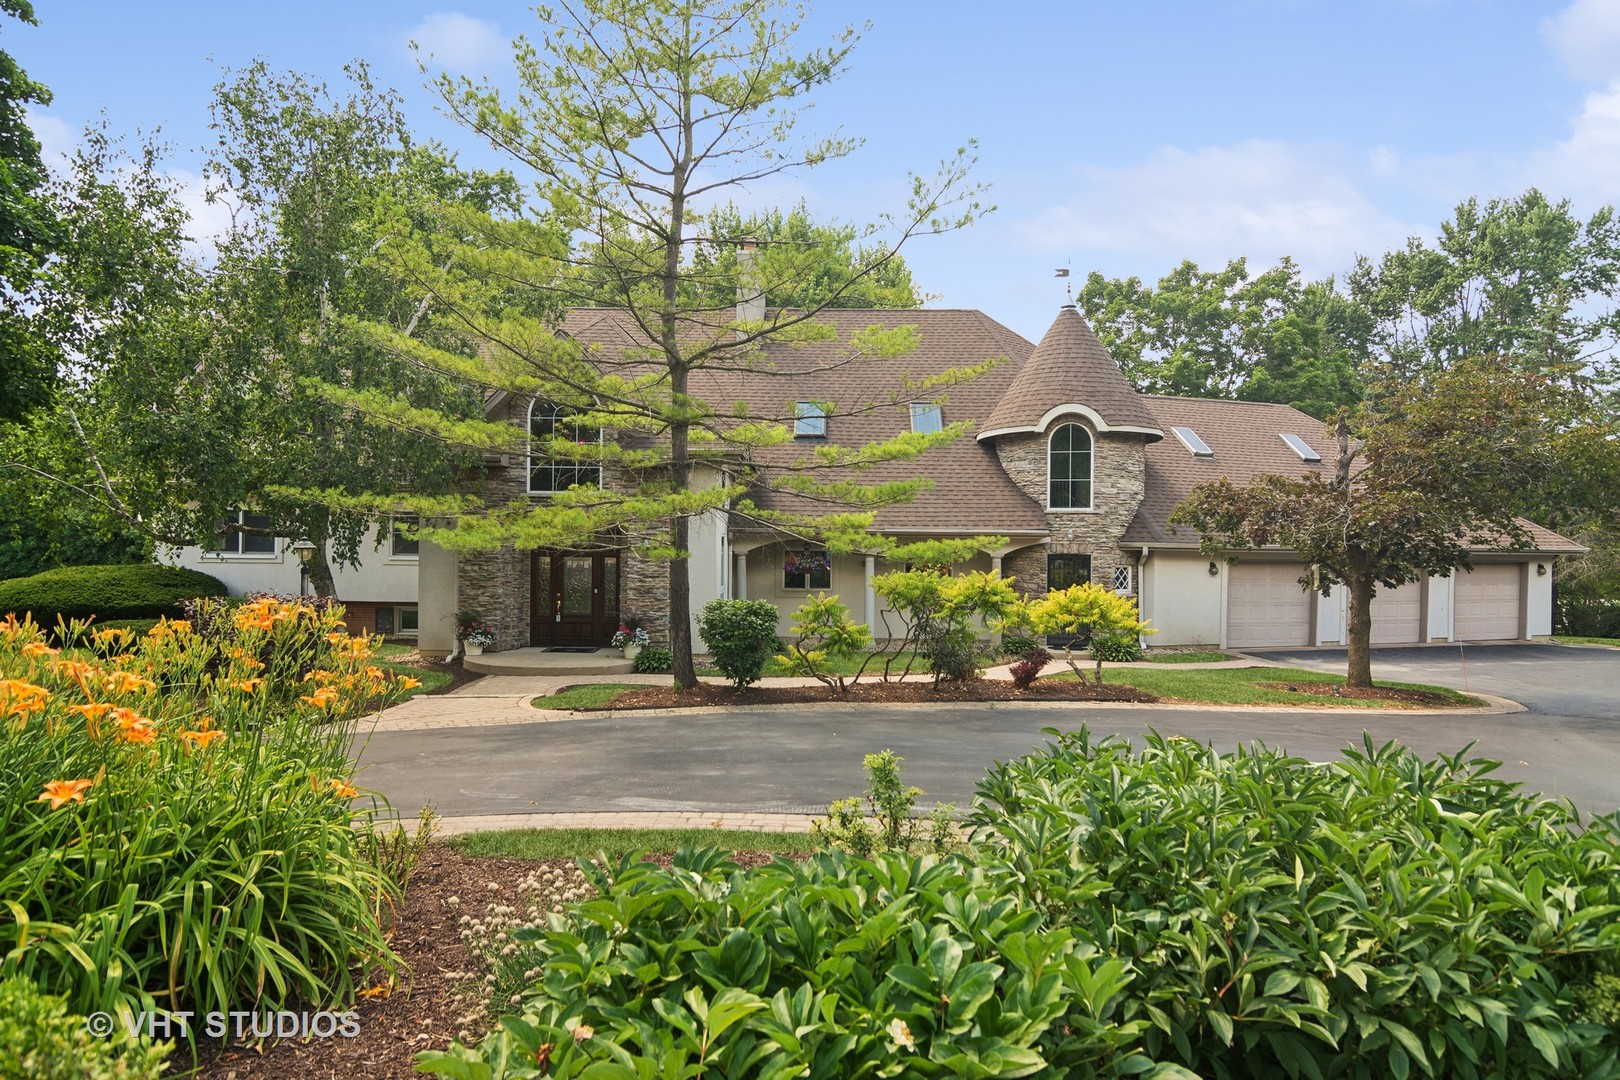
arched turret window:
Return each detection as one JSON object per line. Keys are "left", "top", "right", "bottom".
{"left": 1048, "top": 423, "right": 1093, "bottom": 510}
{"left": 528, "top": 401, "right": 602, "bottom": 493}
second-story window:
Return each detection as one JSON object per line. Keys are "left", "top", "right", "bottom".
{"left": 529, "top": 401, "right": 603, "bottom": 494}
{"left": 1048, "top": 423, "right": 1094, "bottom": 510}
{"left": 794, "top": 401, "right": 827, "bottom": 439}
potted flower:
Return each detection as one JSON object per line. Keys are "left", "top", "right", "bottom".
{"left": 455, "top": 611, "right": 496, "bottom": 656}
{"left": 611, "top": 613, "right": 650, "bottom": 660}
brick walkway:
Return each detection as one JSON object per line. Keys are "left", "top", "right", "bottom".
{"left": 415, "top": 811, "right": 822, "bottom": 837}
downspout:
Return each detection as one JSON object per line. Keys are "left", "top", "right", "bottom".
{"left": 1137, "top": 546, "right": 1151, "bottom": 649}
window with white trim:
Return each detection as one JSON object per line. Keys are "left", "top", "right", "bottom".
{"left": 909, "top": 402, "right": 943, "bottom": 434}
{"left": 1113, "top": 565, "right": 1133, "bottom": 595}
{"left": 794, "top": 401, "right": 827, "bottom": 438}
{"left": 529, "top": 401, "right": 603, "bottom": 493}
{"left": 783, "top": 550, "right": 831, "bottom": 590}
{"left": 217, "top": 510, "right": 276, "bottom": 556}
{"left": 1048, "top": 423, "right": 1094, "bottom": 510}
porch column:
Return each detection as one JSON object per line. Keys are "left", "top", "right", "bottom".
{"left": 863, "top": 555, "right": 876, "bottom": 632}
{"left": 734, "top": 551, "right": 749, "bottom": 600}
{"left": 990, "top": 554, "right": 1003, "bottom": 576}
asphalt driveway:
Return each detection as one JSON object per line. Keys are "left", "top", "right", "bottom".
{"left": 356, "top": 643, "right": 1620, "bottom": 821}
{"left": 1247, "top": 642, "right": 1618, "bottom": 720}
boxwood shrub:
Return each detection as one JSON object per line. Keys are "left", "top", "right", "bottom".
{"left": 0, "top": 563, "right": 227, "bottom": 626}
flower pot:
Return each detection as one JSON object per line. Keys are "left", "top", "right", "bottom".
{"left": 464, "top": 642, "right": 484, "bottom": 657}
{"left": 622, "top": 642, "right": 642, "bottom": 661}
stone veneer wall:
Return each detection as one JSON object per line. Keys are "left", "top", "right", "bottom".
{"left": 457, "top": 395, "right": 672, "bottom": 651}
{"left": 994, "top": 419, "right": 1146, "bottom": 595}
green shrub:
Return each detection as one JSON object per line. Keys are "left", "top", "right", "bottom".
{"left": 813, "top": 749, "right": 957, "bottom": 858}
{"left": 0, "top": 563, "right": 227, "bottom": 626}
{"left": 0, "top": 975, "right": 169, "bottom": 1079}
{"left": 775, "top": 592, "right": 872, "bottom": 691}
{"left": 696, "top": 598, "right": 782, "bottom": 689}
{"left": 1089, "top": 632, "right": 1142, "bottom": 663}
{"left": 632, "top": 645, "right": 673, "bottom": 673}
{"left": 417, "top": 848, "right": 1153, "bottom": 1079}
{"left": 970, "top": 729, "right": 1620, "bottom": 1078}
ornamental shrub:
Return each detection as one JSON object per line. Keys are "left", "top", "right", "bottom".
{"left": 632, "top": 645, "right": 673, "bottom": 673}
{"left": 0, "top": 563, "right": 228, "bottom": 627}
{"left": 417, "top": 848, "right": 1152, "bottom": 1079}
{"left": 776, "top": 592, "right": 872, "bottom": 691}
{"left": 1008, "top": 646, "right": 1051, "bottom": 690}
{"left": 0, "top": 975, "right": 169, "bottom": 1079}
{"left": 971, "top": 729, "right": 1620, "bottom": 1079}
{"left": 999, "top": 632, "right": 1039, "bottom": 657}
{"left": 696, "top": 598, "right": 782, "bottom": 689}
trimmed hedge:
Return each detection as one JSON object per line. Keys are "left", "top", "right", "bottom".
{"left": 0, "top": 564, "right": 228, "bottom": 626}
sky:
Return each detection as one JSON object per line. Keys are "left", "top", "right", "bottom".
{"left": 13, "top": 0, "right": 1620, "bottom": 342}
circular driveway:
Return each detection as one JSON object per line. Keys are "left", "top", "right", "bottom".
{"left": 357, "top": 645, "right": 1620, "bottom": 821}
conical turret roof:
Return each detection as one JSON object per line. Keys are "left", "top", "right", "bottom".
{"left": 979, "top": 305, "right": 1163, "bottom": 441}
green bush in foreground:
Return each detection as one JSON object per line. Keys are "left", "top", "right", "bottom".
{"left": 418, "top": 848, "right": 1175, "bottom": 1079}
{"left": 0, "top": 563, "right": 227, "bottom": 626}
{"left": 972, "top": 730, "right": 1620, "bottom": 1078}
{"left": 631, "top": 645, "right": 672, "bottom": 673}
{"left": 0, "top": 975, "right": 169, "bottom": 1079}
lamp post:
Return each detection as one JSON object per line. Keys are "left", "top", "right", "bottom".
{"left": 291, "top": 540, "right": 316, "bottom": 597}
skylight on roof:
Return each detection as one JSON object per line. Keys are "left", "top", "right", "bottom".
{"left": 909, "top": 402, "right": 943, "bottom": 434}
{"left": 1171, "top": 426, "right": 1213, "bottom": 457}
{"left": 1279, "top": 433, "right": 1322, "bottom": 462}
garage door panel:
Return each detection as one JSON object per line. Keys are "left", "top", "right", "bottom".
{"left": 1227, "top": 563, "right": 1311, "bottom": 648}
{"left": 1455, "top": 564, "right": 1521, "bottom": 641}
{"left": 1370, "top": 582, "right": 1422, "bottom": 645}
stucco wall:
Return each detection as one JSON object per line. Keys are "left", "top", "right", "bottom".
{"left": 163, "top": 541, "right": 420, "bottom": 604}
{"left": 1141, "top": 551, "right": 1222, "bottom": 648}
{"left": 417, "top": 540, "right": 458, "bottom": 655}
{"left": 1528, "top": 561, "right": 1554, "bottom": 637}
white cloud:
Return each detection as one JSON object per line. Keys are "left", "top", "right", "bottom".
{"left": 25, "top": 110, "right": 77, "bottom": 175}
{"left": 403, "top": 12, "right": 507, "bottom": 72}
{"left": 1010, "top": 140, "right": 1421, "bottom": 278}
{"left": 1542, "top": 0, "right": 1620, "bottom": 84}
{"left": 1521, "top": 82, "right": 1620, "bottom": 202}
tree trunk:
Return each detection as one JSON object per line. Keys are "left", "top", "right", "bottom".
{"left": 665, "top": 39, "right": 698, "bottom": 691}
{"left": 1345, "top": 570, "right": 1375, "bottom": 689}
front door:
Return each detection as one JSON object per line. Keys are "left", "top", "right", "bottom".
{"left": 530, "top": 551, "right": 621, "bottom": 647}
{"left": 1046, "top": 553, "right": 1093, "bottom": 648}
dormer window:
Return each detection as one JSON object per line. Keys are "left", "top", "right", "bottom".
{"left": 1279, "top": 433, "right": 1322, "bottom": 462}
{"left": 1048, "top": 423, "right": 1093, "bottom": 510}
{"left": 909, "top": 402, "right": 943, "bottom": 434}
{"left": 794, "top": 401, "right": 827, "bottom": 438}
{"left": 529, "top": 401, "right": 603, "bottom": 493}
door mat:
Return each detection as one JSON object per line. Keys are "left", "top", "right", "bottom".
{"left": 545, "top": 647, "right": 600, "bottom": 654}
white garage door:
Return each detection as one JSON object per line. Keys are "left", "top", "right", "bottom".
{"left": 1369, "top": 581, "right": 1423, "bottom": 645}
{"left": 1227, "top": 563, "right": 1311, "bottom": 648}
{"left": 1455, "top": 564, "right": 1522, "bottom": 641}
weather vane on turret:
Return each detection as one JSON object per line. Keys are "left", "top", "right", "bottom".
{"left": 1055, "top": 265, "right": 1071, "bottom": 303}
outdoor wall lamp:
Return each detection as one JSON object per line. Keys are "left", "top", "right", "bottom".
{"left": 1208, "top": 560, "right": 1220, "bottom": 576}
{"left": 291, "top": 539, "right": 316, "bottom": 565}
{"left": 1536, "top": 563, "right": 1548, "bottom": 576}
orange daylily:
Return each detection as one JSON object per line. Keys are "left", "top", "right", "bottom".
{"left": 357, "top": 984, "right": 390, "bottom": 1000}
{"left": 395, "top": 675, "right": 423, "bottom": 692}
{"left": 103, "top": 671, "right": 157, "bottom": 696}
{"left": 1, "top": 679, "right": 51, "bottom": 723}
{"left": 37, "top": 778, "right": 94, "bottom": 810}
{"left": 300, "top": 686, "right": 342, "bottom": 709}
{"left": 21, "top": 641, "right": 58, "bottom": 659}
{"left": 327, "top": 779, "right": 359, "bottom": 799}
{"left": 180, "top": 727, "right": 225, "bottom": 749}
{"left": 229, "top": 677, "right": 264, "bottom": 693}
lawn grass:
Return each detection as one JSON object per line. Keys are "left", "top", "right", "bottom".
{"left": 448, "top": 826, "right": 820, "bottom": 860}
{"left": 1550, "top": 635, "right": 1620, "bottom": 648}
{"left": 533, "top": 683, "right": 641, "bottom": 710}
{"left": 376, "top": 642, "right": 453, "bottom": 697}
{"left": 1051, "top": 664, "right": 1483, "bottom": 708}
{"left": 1141, "top": 650, "right": 1230, "bottom": 664}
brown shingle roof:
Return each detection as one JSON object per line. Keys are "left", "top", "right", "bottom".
{"left": 979, "top": 305, "right": 1163, "bottom": 441}
{"left": 1123, "top": 396, "right": 1584, "bottom": 553}
{"left": 557, "top": 308, "right": 1050, "bottom": 533}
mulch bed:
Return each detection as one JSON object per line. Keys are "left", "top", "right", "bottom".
{"left": 599, "top": 677, "right": 1158, "bottom": 710}
{"left": 192, "top": 843, "right": 793, "bottom": 1080}
{"left": 1255, "top": 682, "right": 1461, "bottom": 707}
